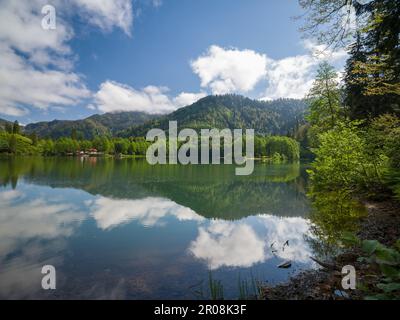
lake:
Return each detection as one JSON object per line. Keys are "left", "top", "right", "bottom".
{"left": 0, "top": 157, "right": 323, "bottom": 299}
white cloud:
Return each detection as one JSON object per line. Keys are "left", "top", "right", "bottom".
{"left": 72, "top": 0, "right": 133, "bottom": 36}
{"left": 261, "top": 41, "right": 348, "bottom": 100}
{"left": 191, "top": 45, "right": 269, "bottom": 95}
{"left": 262, "top": 54, "right": 316, "bottom": 100}
{"left": 94, "top": 80, "right": 205, "bottom": 114}
{"left": 173, "top": 92, "right": 207, "bottom": 108}
{"left": 94, "top": 81, "right": 173, "bottom": 114}
{"left": 0, "top": 0, "right": 134, "bottom": 117}
{"left": 0, "top": 0, "right": 197, "bottom": 118}
{"left": 0, "top": 0, "right": 349, "bottom": 118}
{"left": 190, "top": 43, "right": 347, "bottom": 100}
{"left": 0, "top": 1, "right": 73, "bottom": 55}
{"left": 0, "top": 0, "right": 85, "bottom": 116}
{"left": 88, "top": 196, "right": 204, "bottom": 229}
{"left": 0, "top": 43, "right": 90, "bottom": 115}
{"left": 0, "top": 105, "right": 28, "bottom": 117}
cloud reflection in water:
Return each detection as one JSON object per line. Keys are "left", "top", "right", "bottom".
{"left": 0, "top": 187, "right": 314, "bottom": 298}
{"left": 0, "top": 189, "right": 84, "bottom": 298}
{"left": 87, "top": 196, "right": 204, "bottom": 229}
{"left": 189, "top": 215, "right": 312, "bottom": 270}
{"left": 86, "top": 194, "right": 313, "bottom": 270}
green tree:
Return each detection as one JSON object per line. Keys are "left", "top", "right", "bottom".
{"left": 263, "top": 136, "right": 300, "bottom": 161}
{"left": 345, "top": 0, "right": 400, "bottom": 118}
{"left": 71, "top": 128, "right": 78, "bottom": 140}
{"left": 366, "top": 114, "right": 400, "bottom": 198}
{"left": 113, "top": 139, "right": 129, "bottom": 154}
{"left": 55, "top": 138, "right": 79, "bottom": 155}
{"left": 12, "top": 121, "right": 20, "bottom": 134}
{"left": 42, "top": 139, "right": 55, "bottom": 155}
{"left": 30, "top": 133, "right": 38, "bottom": 146}
{"left": 344, "top": 35, "right": 374, "bottom": 119}
{"left": 306, "top": 62, "right": 344, "bottom": 145}
{"left": 299, "top": 0, "right": 400, "bottom": 119}
{"left": 308, "top": 120, "right": 387, "bottom": 193}
{"left": 93, "top": 137, "right": 111, "bottom": 153}
{"left": 79, "top": 140, "right": 92, "bottom": 152}
{"left": 127, "top": 142, "right": 135, "bottom": 155}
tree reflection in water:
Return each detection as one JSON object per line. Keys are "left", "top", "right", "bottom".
{"left": 306, "top": 190, "right": 367, "bottom": 260}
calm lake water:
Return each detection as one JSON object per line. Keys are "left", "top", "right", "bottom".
{"left": 0, "top": 157, "right": 317, "bottom": 299}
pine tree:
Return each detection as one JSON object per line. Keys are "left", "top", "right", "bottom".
{"left": 71, "top": 128, "right": 77, "bottom": 140}
{"left": 345, "top": 0, "right": 400, "bottom": 118}
{"left": 344, "top": 34, "right": 373, "bottom": 119}
{"left": 12, "top": 120, "right": 20, "bottom": 134}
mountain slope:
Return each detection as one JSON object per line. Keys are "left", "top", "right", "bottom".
{"left": 0, "top": 118, "right": 13, "bottom": 131}
{"left": 86, "top": 112, "right": 158, "bottom": 133}
{"left": 120, "top": 95, "right": 308, "bottom": 137}
{"left": 24, "top": 111, "right": 158, "bottom": 139}
{"left": 22, "top": 95, "right": 308, "bottom": 139}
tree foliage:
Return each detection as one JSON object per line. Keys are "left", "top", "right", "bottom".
{"left": 306, "top": 62, "right": 345, "bottom": 146}
{"left": 255, "top": 136, "right": 300, "bottom": 162}
{"left": 345, "top": 0, "right": 400, "bottom": 118}
{"left": 299, "top": 0, "right": 400, "bottom": 119}
{"left": 308, "top": 120, "right": 389, "bottom": 193}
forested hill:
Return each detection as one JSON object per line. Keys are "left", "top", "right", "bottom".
{"left": 119, "top": 95, "right": 308, "bottom": 137}
{"left": 19, "top": 95, "right": 307, "bottom": 139}
{"left": 24, "top": 111, "right": 157, "bottom": 139}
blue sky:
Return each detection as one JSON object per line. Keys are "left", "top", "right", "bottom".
{"left": 0, "top": 0, "right": 347, "bottom": 124}
{"left": 73, "top": 0, "right": 304, "bottom": 90}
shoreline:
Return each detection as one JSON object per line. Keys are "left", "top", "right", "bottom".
{"left": 261, "top": 198, "right": 400, "bottom": 300}
{"left": 0, "top": 153, "right": 305, "bottom": 164}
